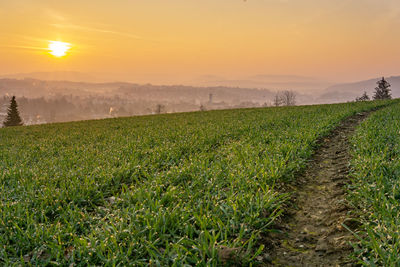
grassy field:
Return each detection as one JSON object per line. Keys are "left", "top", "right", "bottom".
{"left": 349, "top": 102, "right": 400, "bottom": 266}
{"left": 0, "top": 101, "right": 393, "bottom": 265}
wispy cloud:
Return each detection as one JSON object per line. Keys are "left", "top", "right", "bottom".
{"left": 0, "top": 45, "right": 48, "bottom": 51}
{"left": 44, "top": 8, "right": 66, "bottom": 22}
{"left": 51, "top": 23, "right": 144, "bottom": 40}
{"left": 42, "top": 7, "right": 150, "bottom": 42}
{"left": 6, "top": 34, "right": 49, "bottom": 43}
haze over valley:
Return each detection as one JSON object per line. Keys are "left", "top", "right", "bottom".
{"left": 2, "top": 1, "right": 400, "bottom": 124}
{"left": 0, "top": 71, "right": 398, "bottom": 124}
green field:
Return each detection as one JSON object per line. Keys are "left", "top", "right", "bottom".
{"left": 0, "top": 100, "right": 396, "bottom": 265}
{"left": 349, "top": 103, "right": 400, "bottom": 266}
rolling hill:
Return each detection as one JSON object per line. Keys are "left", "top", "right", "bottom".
{"left": 318, "top": 76, "right": 400, "bottom": 103}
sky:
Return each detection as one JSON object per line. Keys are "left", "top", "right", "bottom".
{"left": 1, "top": 0, "right": 400, "bottom": 84}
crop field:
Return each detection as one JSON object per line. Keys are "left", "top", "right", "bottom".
{"left": 0, "top": 100, "right": 394, "bottom": 265}
{"left": 349, "top": 103, "right": 400, "bottom": 266}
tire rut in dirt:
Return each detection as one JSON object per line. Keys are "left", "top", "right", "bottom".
{"left": 264, "top": 112, "right": 372, "bottom": 267}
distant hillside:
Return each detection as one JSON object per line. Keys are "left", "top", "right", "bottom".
{"left": 190, "top": 74, "right": 332, "bottom": 93}
{"left": 1, "top": 72, "right": 332, "bottom": 94}
{"left": 0, "top": 78, "right": 130, "bottom": 98}
{"left": 318, "top": 76, "right": 400, "bottom": 103}
{"left": 0, "top": 78, "right": 317, "bottom": 105}
{"left": 0, "top": 71, "right": 116, "bottom": 83}
{"left": 1, "top": 75, "right": 398, "bottom": 107}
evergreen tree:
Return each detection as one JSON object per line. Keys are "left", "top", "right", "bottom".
{"left": 373, "top": 77, "right": 392, "bottom": 100}
{"left": 3, "top": 96, "right": 23, "bottom": 127}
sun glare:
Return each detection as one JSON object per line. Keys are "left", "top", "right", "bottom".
{"left": 48, "top": 41, "right": 71, "bottom": 57}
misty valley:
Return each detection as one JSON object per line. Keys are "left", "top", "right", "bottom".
{"left": 1, "top": 75, "right": 400, "bottom": 125}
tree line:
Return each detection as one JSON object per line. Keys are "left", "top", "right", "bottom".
{"left": 356, "top": 77, "right": 392, "bottom": 101}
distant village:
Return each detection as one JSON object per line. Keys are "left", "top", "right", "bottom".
{"left": 0, "top": 78, "right": 279, "bottom": 125}
{"left": 1, "top": 76, "right": 398, "bottom": 126}
{"left": 0, "top": 93, "right": 268, "bottom": 126}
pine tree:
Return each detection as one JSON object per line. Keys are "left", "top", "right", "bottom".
{"left": 373, "top": 77, "right": 392, "bottom": 100}
{"left": 3, "top": 96, "right": 23, "bottom": 127}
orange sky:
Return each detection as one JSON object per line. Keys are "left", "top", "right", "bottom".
{"left": 1, "top": 0, "right": 400, "bottom": 83}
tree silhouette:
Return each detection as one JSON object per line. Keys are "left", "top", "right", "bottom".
{"left": 155, "top": 104, "right": 164, "bottom": 114}
{"left": 356, "top": 91, "right": 370, "bottom": 101}
{"left": 273, "top": 92, "right": 282, "bottom": 107}
{"left": 373, "top": 77, "right": 391, "bottom": 100}
{"left": 3, "top": 96, "right": 23, "bottom": 127}
{"left": 280, "top": 90, "right": 296, "bottom": 106}
{"left": 273, "top": 90, "right": 296, "bottom": 106}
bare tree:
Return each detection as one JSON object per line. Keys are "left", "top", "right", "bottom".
{"left": 279, "top": 90, "right": 296, "bottom": 106}
{"left": 355, "top": 91, "right": 370, "bottom": 102}
{"left": 155, "top": 104, "right": 165, "bottom": 114}
{"left": 273, "top": 93, "right": 283, "bottom": 107}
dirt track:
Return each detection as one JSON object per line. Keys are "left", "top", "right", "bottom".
{"left": 265, "top": 112, "right": 372, "bottom": 267}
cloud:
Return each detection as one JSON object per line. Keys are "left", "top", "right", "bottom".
{"left": 44, "top": 8, "right": 66, "bottom": 22}
{"left": 0, "top": 45, "right": 48, "bottom": 51}
{"left": 51, "top": 23, "right": 144, "bottom": 40}
{"left": 43, "top": 7, "right": 147, "bottom": 41}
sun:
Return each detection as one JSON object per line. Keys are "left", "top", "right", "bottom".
{"left": 48, "top": 41, "right": 71, "bottom": 57}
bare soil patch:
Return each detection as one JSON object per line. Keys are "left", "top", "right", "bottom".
{"left": 264, "top": 112, "right": 372, "bottom": 266}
